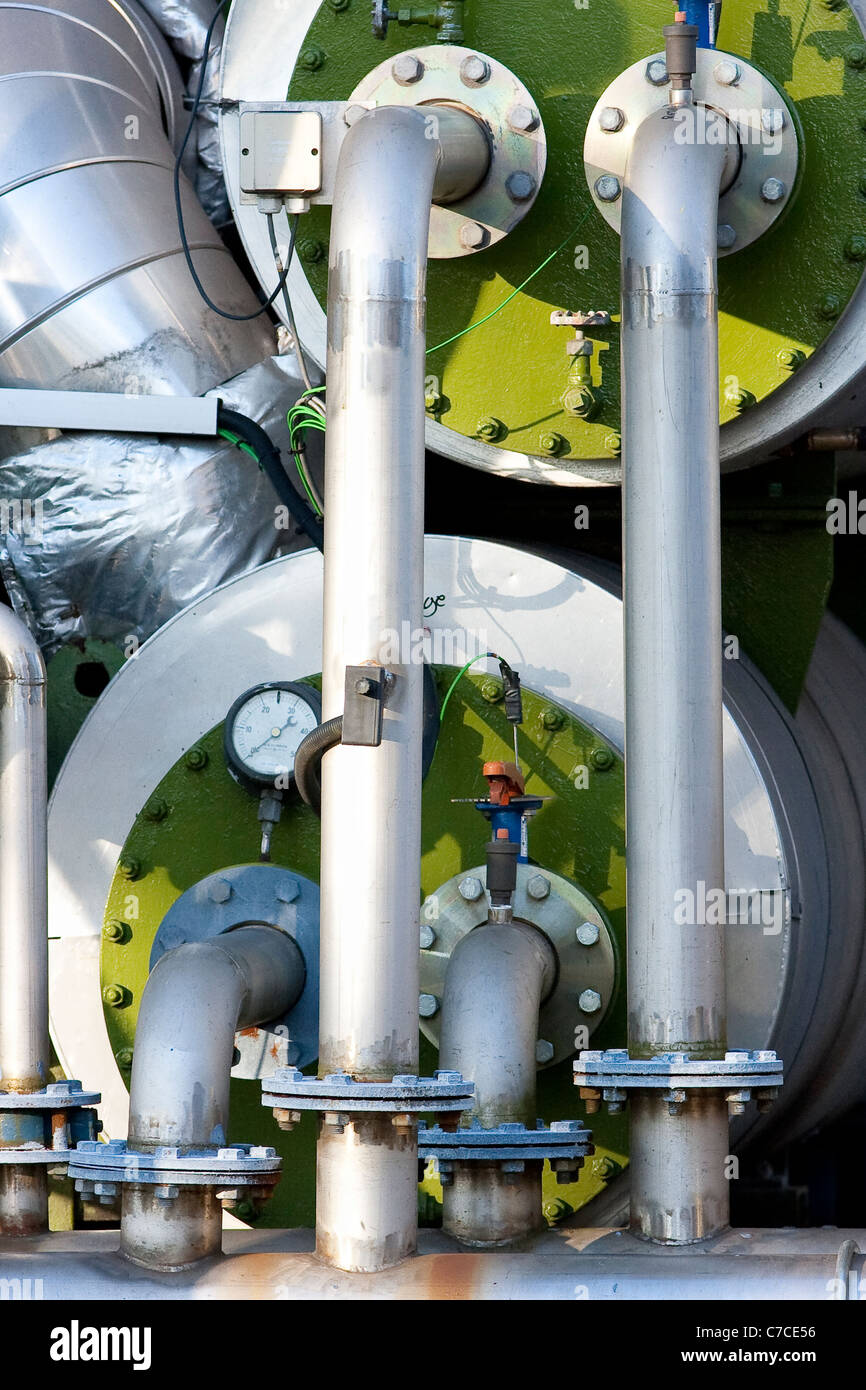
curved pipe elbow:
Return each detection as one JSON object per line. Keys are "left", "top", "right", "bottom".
{"left": 438, "top": 921, "right": 556, "bottom": 1129}
{"left": 127, "top": 926, "right": 304, "bottom": 1151}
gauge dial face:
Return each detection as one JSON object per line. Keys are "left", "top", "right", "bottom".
{"left": 224, "top": 682, "right": 321, "bottom": 790}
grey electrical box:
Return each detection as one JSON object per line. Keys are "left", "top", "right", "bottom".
{"left": 239, "top": 110, "right": 323, "bottom": 195}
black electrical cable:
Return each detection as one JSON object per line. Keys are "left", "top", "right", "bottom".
{"left": 217, "top": 406, "right": 324, "bottom": 550}
{"left": 266, "top": 214, "right": 314, "bottom": 392}
{"left": 173, "top": 3, "right": 293, "bottom": 322}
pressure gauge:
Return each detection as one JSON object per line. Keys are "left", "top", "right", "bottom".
{"left": 223, "top": 681, "right": 321, "bottom": 793}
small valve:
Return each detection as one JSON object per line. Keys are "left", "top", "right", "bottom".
{"left": 551, "top": 310, "right": 612, "bottom": 420}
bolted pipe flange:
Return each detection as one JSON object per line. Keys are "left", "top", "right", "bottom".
{"left": 573, "top": 1048, "right": 784, "bottom": 1115}
{"left": 261, "top": 1068, "right": 474, "bottom": 1116}
{"left": 585, "top": 48, "right": 799, "bottom": 257}
{"left": 419, "top": 1119, "right": 594, "bottom": 1186}
{"left": 68, "top": 1139, "right": 281, "bottom": 1193}
{"left": 346, "top": 45, "right": 546, "bottom": 259}
{"left": 420, "top": 862, "right": 617, "bottom": 1065}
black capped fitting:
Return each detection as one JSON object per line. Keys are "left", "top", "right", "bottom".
{"left": 663, "top": 21, "right": 698, "bottom": 90}
{"left": 486, "top": 837, "right": 519, "bottom": 909}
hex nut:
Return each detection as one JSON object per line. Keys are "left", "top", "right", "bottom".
{"left": 717, "top": 224, "right": 737, "bottom": 249}
{"left": 419, "top": 993, "right": 440, "bottom": 1018}
{"left": 527, "top": 874, "right": 551, "bottom": 901}
{"left": 420, "top": 922, "right": 436, "bottom": 948}
{"left": 392, "top": 54, "right": 424, "bottom": 85}
{"left": 460, "top": 55, "right": 490, "bottom": 86}
{"left": 760, "top": 177, "right": 786, "bottom": 203}
{"left": 344, "top": 104, "right": 368, "bottom": 127}
{"left": 509, "top": 103, "right": 538, "bottom": 133}
{"left": 576, "top": 921, "right": 600, "bottom": 947}
{"left": 209, "top": 878, "right": 233, "bottom": 904}
{"left": 599, "top": 106, "right": 625, "bottom": 132}
{"left": 713, "top": 59, "right": 740, "bottom": 86}
{"left": 761, "top": 107, "right": 786, "bottom": 134}
{"left": 459, "top": 221, "right": 488, "bottom": 250}
{"left": 535, "top": 1039, "right": 555, "bottom": 1064}
{"left": 579, "top": 988, "right": 603, "bottom": 1014}
{"left": 506, "top": 171, "right": 536, "bottom": 202}
{"left": 646, "top": 59, "right": 668, "bottom": 86}
{"left": 459, "top": 876, "right": 484, "bottom": 902}
{"left": 595, "top": 174, "right": 621, "bottom": 203}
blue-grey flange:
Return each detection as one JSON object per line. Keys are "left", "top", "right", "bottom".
{"left": 150, "top": 863, "right": 320, "bottom": 1075}
{"left": 0, "top": 1080, "right": 101, "bottom": 1110}
{"left": 68, "top": 1138, "right": 281, "bottom": 1190}
{"left": 262, "top": 1068, "right": 474, "bottom": 1114}
{"left": 573, "top": 1048, "right": 784, "bottom": 1116}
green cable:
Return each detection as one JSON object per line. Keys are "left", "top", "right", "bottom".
{"left": 439, "top": 651, "right": 503, "bottom": 722}
{"left": 218, "top": 428, "right": 259, "bottom": 463}
{"left": 425, "top": 211, "right": 593, "bottom": 356}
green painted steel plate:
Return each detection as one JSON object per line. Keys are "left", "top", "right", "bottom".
{"left": 100, "top": 671, "right": 627, "bottom": 1228}
{"left": 286, "top": 0, "right": 866, "bottom": 466}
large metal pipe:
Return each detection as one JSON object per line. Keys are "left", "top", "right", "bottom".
{"left": 317, "top": 102, "right": 489, "bottom": 1274}
{"left": 122, "top": 926, "right": 304, "bottom": 1270}
{"left": 621, "top": 73, "right": 729, "bottom": 1239}
{"left": 0, "top": 605, "right": 49, "bottom": 1235}
{"left": 438, "top": 921, "right": 555, "bottom": 1246}
{"left": 1, "top": 1226, "right": 863, "bottom": 1300}
{"left": 0, "top": 0, "right": 271, "bottom": 394}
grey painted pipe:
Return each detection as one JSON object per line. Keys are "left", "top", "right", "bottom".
{"left": 121, "top": 926, "right": 304, "bottom": 1270}
{"left": 0, "top": 605, "right": 49, "bottom": 1235}
{"left": 439, "top": 920, "right": 556, "bottom": 1246}
{"left": 621, "top": 95, "right": 728, "bottom": 1241}
{"left": 316, "top": 102, "right": 489, "bottom": 1275}
{"left": 0, "top": 1226, "right": 862, "bottom": 1301}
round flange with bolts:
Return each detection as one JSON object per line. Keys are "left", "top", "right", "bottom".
{"left": 345, "top": 45, "right": 546, "bottom": 259}
{"left": 420, "top": 863, "right": 616, "bottom": 1065}
{"left": 68, "top": 1139, "right": 281, "bottom": 1204}
{"left": 0, "top": 1080, "right": 102, "bottom": 1167}
{"left": 0, "top": 1080, "right": 101, "bottom": 1111}
{"left": 573, "top": 1048, "right": 784, "bottom": 1116}
{"left": 583, "top": 48, "right": 799, "bottom": 258}
{"left": 261, "top": 1068, "right": 474, "bottom": 1132}
{"left": 418, "top": 1118, "right": 594, "bottom": 1186}
{"left": 149, "top": 863, "right": 319, "bottom": 1076}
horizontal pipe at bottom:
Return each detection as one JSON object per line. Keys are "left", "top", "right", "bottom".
{"left": 0, "top": 1227, "right": 861, "bottom": 1300}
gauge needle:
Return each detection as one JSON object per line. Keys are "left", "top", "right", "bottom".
{"left": 248, "top": 714, "right": 296, "bottom": 757}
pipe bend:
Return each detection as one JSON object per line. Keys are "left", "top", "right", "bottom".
{"left": 622, "top": 106, "right": 727, "bottom": 311}
{"left": 439, "top": 920, "right": 556, "bottom": 1129}
{"left": 127, "top": 925, "right": 304, "bottom": 1151}
{"left": 0, "top": 604, "right": 44, "bottom": 687}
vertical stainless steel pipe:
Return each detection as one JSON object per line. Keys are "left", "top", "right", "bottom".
{"left": 0, "top": 605, "right": 49, "bottom": 1235}
{"left": 621, "top": 92, "right": 729, "bottom": 1240}
{"left": 438, "top": 921, "right": 556, "bottom": 1246}
{"left": 122, "top": 926, "right": 304, "bottom": 1269}
{"left": 317, "top": 103, "right": 489, "bottom": 1273}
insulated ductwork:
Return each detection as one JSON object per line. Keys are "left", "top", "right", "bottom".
{"left": 0, "top": 0, "right": 306, "bottom": 648}
{"left": 0, "top": 0, "right": 272, "bottom": 394}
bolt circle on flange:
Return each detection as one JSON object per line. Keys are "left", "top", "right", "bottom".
{"left": 347, "top": 45, "right": 547, "bottom": 259}
{"left": 585, "top": 49, "right": 799, "bottom": 258}
{"left": 420, "top": 863, "right": 616, "bottom": 1065}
